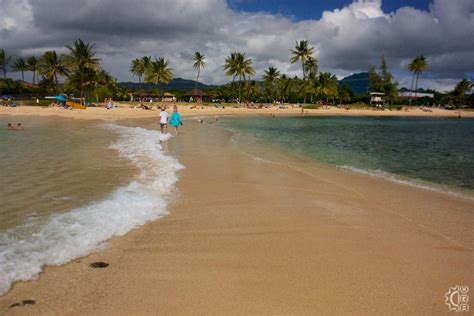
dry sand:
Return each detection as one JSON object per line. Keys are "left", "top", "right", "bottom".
{"left": 0, "top": 113, "right": 473, "bottom": 314}
{"left": 1, "top": 103, "right": 473, "bottom": 121}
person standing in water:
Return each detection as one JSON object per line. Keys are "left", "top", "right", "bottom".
{"left": 159, "top": 107, "right": 168, "bottom": 133}
{"left": 170, "top": 105, "right": 183, "bottom": 135}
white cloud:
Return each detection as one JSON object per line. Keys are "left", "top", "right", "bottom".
{"left": 1, "top": 0, "right": 473, "bottom": 91}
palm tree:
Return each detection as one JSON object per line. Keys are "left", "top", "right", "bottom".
{"left": 12, "top": 58, "right": 28, "bottom": 81}
{"left": 193, "top": 52, "right": 206, "bottom": 90}
{"left": 224, "top": 52, "right": 239, "bottom": 88}
{"left": 304, "top": 56, "right": 318, "bottom": 80}
{"left": 0, "top": 49, "right": 12, "bottom": 79}
{"left": 277, "top": 74, "right": 291, "bottom": 102}
{"left": 304, "top": 56, "right": 318, "bottom": 102}
{"left": 244, "top": 80, "right": 260, "bottom": 101}
{"left": 290, "top": 40, "right": 314, "bottom": 104}
{"left": 318, "top": 72, "right": 338, "bottom": 103}
{"left": 27, "top": 56, "right": 39, "bottom": 84}
{"left": 38, "top": 51, "right": 69, "bottom": 90}
{"left": 65, "top": 39, "right": 100, "bottom": 101}
{"left": 262, "top": 66, "right": 280, "bottom": 102}
{"left": 130, "top": 58, "right": 145, "bottom": 85}
{"left": 451, "top": 79, "right": 473, "bottom": 106}
{"left": 408, "top": 55, "right": 428, "bottom": 104}
{"left": 141, "top": 56, "right": 152, "bottom": 72}
{"left": 233, "top": 53, "right": 255, "bottom": 102}
{"left": 145, "top": 57, "right": 173, "bottom": 85}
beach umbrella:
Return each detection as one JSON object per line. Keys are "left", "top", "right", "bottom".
{"left": 55, "top": 95, "right": 66, "bottom": 101}
{"left": 1, "top": 95, "right": 12, "bottom": 99}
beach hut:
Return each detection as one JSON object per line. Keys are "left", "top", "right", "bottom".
{"left": 184, "top": 88, "right": 207, "bottom": 103}
{"left": 162, "top": 92, "right": 176, "bottom": 102}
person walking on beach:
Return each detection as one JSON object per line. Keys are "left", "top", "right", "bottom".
{"left": 170, "top": 105, "right": 183, "bottom": 135}
{"left": 7, "top": 123, "right": 15, "bottom": 130}
{"left": 159, "top": 107, "right": 168, "bottom": 133}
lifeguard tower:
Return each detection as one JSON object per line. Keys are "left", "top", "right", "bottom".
{"left": 370, "top": 92, "right": 385, "bottom": 108}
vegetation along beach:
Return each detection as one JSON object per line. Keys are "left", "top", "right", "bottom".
{"left": 1, "top": 0, "right": 473, "bottom": 314}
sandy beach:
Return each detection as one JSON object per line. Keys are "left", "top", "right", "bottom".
{"left": 0, "top": 113, "right": 472, "bottom": 315}
{"left": 1, "top": 104, "right": 473, "bottom": 121}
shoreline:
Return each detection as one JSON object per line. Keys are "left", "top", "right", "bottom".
{"left": 1, "top": 104, "right": 473, "bottom": 122}
{"left": 0, "top": 116, "right": 473, "bottom": 314}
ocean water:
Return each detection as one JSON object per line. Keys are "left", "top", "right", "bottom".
{"left": 221, "top": 116, "right": 474, "bottom": 194}
{"left": 0, "top": 117, "right": 181, "bottom": 295}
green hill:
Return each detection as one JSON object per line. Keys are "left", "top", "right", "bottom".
{"left": 118, "top": 78, "right": 210, "bottom": 91}
{"left": 338, "top": 72, "right": 369, "bottom": 94}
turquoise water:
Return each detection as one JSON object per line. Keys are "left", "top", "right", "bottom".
{"left": 221, "top": 116, "right": 474, "bottom": 192}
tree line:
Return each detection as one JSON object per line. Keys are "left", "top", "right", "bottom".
{"left": 1, "top": 39, "right": 472, "bottom": 107}
{"left": 0, "top": 40, "right": 118, "bottom": 102}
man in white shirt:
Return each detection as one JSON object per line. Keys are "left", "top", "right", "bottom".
{"left": 159, "top": 107, "right": 168, "bottom": 133}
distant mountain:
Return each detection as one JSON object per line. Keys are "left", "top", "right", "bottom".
{"left": 338, "top": 72, "right": 369, "bottom": 94}
{"left": 118, "top": 78, "right": 210, "bottom": 92}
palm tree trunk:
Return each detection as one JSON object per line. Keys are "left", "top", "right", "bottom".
{"left": 32, "top": 70, "right": 36, "bottom": 84}
{"left": 302, "top": 62, "right": 306, "bottom": 104}
{"left": 195, "top": 69, "right": 200, "bottom": 90}
{"left": 409, "top": 72, "right": 415, "bottom": 105}
{"left": 21, "top": 71, "right": 24, "bottom": 81}
{"left": 238, "top": 74, "right": 242, "bottom": 103}
{"left": 414, "top": 72, "right": 420, "bottom": 100}
{"left": 80, "top": 70, "right": 84, "bottom": 105}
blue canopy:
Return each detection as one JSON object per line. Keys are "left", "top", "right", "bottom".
{"left": 55, "top": 95, "right": 66, "bottom": 101}
{"left": 1, "top": 95, "right": 12, "bottom": 100}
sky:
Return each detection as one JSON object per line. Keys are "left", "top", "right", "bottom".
{"left": 1, "top": 0, "right": 473, "bottom": 92}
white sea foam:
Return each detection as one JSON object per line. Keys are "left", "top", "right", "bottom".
{"left": 0, "top": 124, "right": 183, "bottom": 295}
{"left": 339, "top": 165, "right": 474, "bottom": 201}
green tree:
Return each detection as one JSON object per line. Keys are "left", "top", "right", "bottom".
{"left": 304, "top": 56, "right": 318, "bottom": 102}
{"left": 145, "top": 57, "right": 173, "bottom": 85}
{"left": 368, "top": 64, "right": 383, "bottom": 92}
{"left": 262, "top": 66, "right": 280, "bottom": 102}
{"left": 451, "top": 79, "right": 473, "bottom": 107}
{"left": 290, "top": 40, "right": 314, "bottom": 104}
{"left": 223, "top": 52, "right": 254, "bottom": 102}
{"left": 27, "top": 56, "right": 39, "bottom": 84}
{"left": 223, "top": 52, "right": 238, "bottom": 88}
{"left": 304, "top": 56, "right": 318, "bottom": 80}
{"left": 38, "top": 51, "right": 69, "bottom": 91}
{"left": 368, "top": 56, "right": 398, "bottom": 104}
{"left": 380, "top": 56, "right": 398, "bottom": 102}
{"left": 408, "top": 55, "right": 428, "bottom": 104}
{"left": 0, "top": 49, "right": 12, "bottom": 79}
{"left": 193, "top": 52, "right": 206, "bottom": 90}
{"left": 12, "top": 58, "right": 28, "bottom": 81}
{"left": 244, "top": 80, "right": 260, "bottom": 101}
{"left": 141, "top": 56, "right": 152, "bottom": 71}
{"left": 337, "top": 85, "right": 353, "bottom": 105}
{"left": 318, "top": 72, "right": 338, "bottom": 103}
{"left": 65, "top": 39, "right": 101, "bottom": 101}
{"left": 130, "top": 58, "right": 145, "bottom": 85}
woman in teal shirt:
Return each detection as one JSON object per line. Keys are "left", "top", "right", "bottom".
{"left": 170, "top": 106, "right": 183, "bottom": 135}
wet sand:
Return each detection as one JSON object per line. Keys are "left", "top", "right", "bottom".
{"left": 1, "top": 103, "right": 472, "bottom": 121}
{"left": 0, "top": 119, "right": 473, "bottom": 314}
